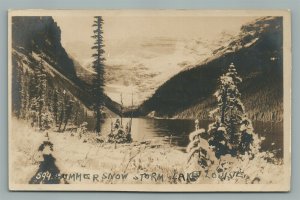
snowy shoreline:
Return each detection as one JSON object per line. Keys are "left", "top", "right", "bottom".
{"left": 10, "top": 118, "right": 284, "bottom": 185}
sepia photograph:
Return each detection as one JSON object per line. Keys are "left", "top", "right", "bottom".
{"left": 8, "top": 10, "right": 291, "bottom": 191}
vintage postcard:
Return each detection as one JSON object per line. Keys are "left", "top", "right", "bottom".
{"left": 8, "top": 10, "right": 291, "bottom": 191}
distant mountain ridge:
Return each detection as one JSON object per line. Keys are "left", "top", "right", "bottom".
{"left": 138, "top": 17, "right": 283, "bottom": 122}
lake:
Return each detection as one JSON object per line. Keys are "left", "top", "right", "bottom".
{"left": 85, "top": 117, "right": 283, "bottom": 158}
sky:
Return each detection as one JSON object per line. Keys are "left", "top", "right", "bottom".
{"left": 53, "top": 15, "right": 257, "bottom": 106}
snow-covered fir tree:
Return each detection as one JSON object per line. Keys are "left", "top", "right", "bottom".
{"left": 51, "top": 89, "right": 59, "bottom": 125}
{"left": 186, "top": 128, "right": 215, "bottom": 169}
{"left": 58, "top": 89, "right": 67, "bottom": 131}
{"left": 34, "top": 59, "right": 54, "bottom": 131}
{"left": 62, "top": 97, "right": 74, "bottom": 132}
{"left": 20, "top": 70, "right": 30, "bottom": 119}
{"left": 208, "top": 63, "right": 260, "bottom": 158}
{"left": 29, "top": 60, "right": 44, "bottom": 129}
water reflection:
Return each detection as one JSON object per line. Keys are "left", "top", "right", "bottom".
{"left": 85, "top": 117, "right": 283, "bottom": 157}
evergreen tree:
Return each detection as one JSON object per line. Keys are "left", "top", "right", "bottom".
{"left": 28, "top": 71, "right": 39, "bottom": 126}
{"left": 73, "top": 101, "right": 82, "bottom": 126}
{"left": 58, "top": 89, "right": 66, "bottom": 132}
{"left": 20, "top": 69, "right": 29, "bottom": 119}
{"left": 186, "top": 128, "right": 215, "bottom": 169}
{"left": 91, "top": 16, "right": 105, "bottom": 134}
{"left": 24, "top": 72, "right": 30, "bottom": 119}
{"left": 52, "top": 89, "right": 59, "bottom": 125}
{"left": 208, "top": 63, "right": 258, "bottom": 158}
{"left": 62, "top": 97, "right": 74, "bottom": 132}
{"left": 36, "top": 59, "right": 48, "bottom": 129}
{"left": 12, "top": 59, "right": 22, "bottom": 118}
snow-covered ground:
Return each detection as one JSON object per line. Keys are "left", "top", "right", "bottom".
{"left": 10, "top": 118, "right": 284, "bottom": 185}
{"left": 10, "top": 118, "right": 186, "bottom": 184}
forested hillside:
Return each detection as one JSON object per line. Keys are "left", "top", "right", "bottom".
{"left": 139, "top": 17, "right": 283, "bottom": 122}
{"left": 11, "top": 17, "right": 121, "bottom": 131}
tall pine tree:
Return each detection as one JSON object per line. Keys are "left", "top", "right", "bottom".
{"left": 32, "top": 59, "right": 50, "bottom": 130}
{"left": 91, "top": 16, "right": 105, "bottom": 134}
{"left": 208, "top": 63, "right": 257, "bottom": 158}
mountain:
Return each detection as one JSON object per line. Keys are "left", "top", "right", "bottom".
{"left": 138, "top": 17, "right": 283, "bottom": 122}
{"left": 12, "top": 17, "right": 77, "bottom": 80}
{"left": 11, "top": 16, "right": 121, "bottom": 116}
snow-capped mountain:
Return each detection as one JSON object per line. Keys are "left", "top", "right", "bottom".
{"left": 138, "top": 17, "right": 284, "bottom": 122}
{"left": 67, "top": 33, "right": 236, "bottom": 106}
{"left": 54, "top": 15, "right": 255, "bottom": 106}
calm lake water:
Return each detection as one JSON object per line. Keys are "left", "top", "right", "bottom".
{"left": 85, "top": 117, "right": 283, "bottom": 158}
